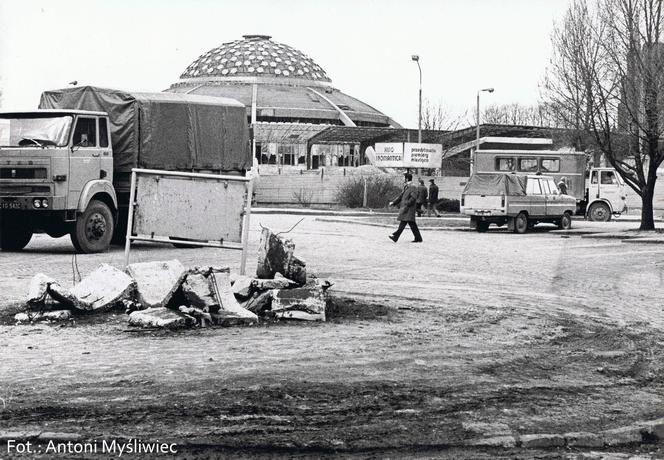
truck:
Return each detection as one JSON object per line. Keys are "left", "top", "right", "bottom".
{"left": 0, "top": 86, "right": 250, "bottom": 253}
{"left": 460, "top": 173, "right": 577, "bottom": 233}
{"left": 473, "top": 149, "right": 627, "bottom": 221}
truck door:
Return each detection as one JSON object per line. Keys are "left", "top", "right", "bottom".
{"left": 68, "top": 116, "right": 101, "bottom": 209}
{"left": 544, "top": 178, "right": 564, "bottom": 216}
{"left": 525, "top": 177, "right": 546, "bottom": 216}
{"left": 598, "top": 170, "right": 626, "bottom": 213}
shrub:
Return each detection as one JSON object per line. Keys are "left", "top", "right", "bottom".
{"left": 435, "top": 198, "right": 460, "bottom": 213}
{"left": 336, "top": 176, "right": 401, "bottom": 208}
{"left": 293, "top": 188, "right": 314, "bottom": 207}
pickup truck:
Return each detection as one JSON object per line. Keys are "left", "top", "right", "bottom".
{"left": 460, "top": 173, "right": 577, "bottom": 233}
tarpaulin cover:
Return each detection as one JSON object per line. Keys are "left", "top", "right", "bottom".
{"left": 462, "top": 173, "right": 527, "bottom": 196}
{"left": 38, "top": 86, "right": 250, "bottom": 173}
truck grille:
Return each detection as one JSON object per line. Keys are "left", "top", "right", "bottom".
{"left": 0, "top": 185, "right": 51, "bottom": 196}
{"left": 0, "top": 167, "right": 48, "bottom": 179}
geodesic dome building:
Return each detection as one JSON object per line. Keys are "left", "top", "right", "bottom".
{"left": 167, "top": 34, "right": 400, "bottom": 168}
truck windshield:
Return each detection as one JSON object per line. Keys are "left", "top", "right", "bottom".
{"left": 0, "top": 115, "right": 73, "bottom": 147}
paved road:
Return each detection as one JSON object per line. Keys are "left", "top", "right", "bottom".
{"left": 1, "top": 215, "right": 664, "bottom": 457}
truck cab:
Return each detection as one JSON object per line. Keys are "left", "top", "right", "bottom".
{"left": 0, "top": 110, "right": 117, "bottom": 252}
{"left": 584, "top": 167, "right": 627, "bottom": 221}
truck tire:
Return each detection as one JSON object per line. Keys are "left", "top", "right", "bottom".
{"left": 476, "top": 221, "right": 490, "bottom": 232}
{"left": 514, "top": 212, "right": 529, "bottom": 234}
{"left": 70, "top": 200, "right": 114, "bottom": 253}
{"left": 559, "top": 212, "right": 572, "bottom": 230}
{"left": 588, "top": 202, "right": 611, "bottom": 222}
{"left": 0, "top": 220, "right": 33, "bottom": 251}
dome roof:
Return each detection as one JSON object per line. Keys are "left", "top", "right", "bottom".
{"left": 180, "top": 35, "right": 331, "bottom": 82}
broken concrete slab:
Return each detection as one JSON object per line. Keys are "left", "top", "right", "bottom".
{"left": 209, "top": 271, "right": 258, "bottom": 324}
{"left": 26, "top": 273, "right": 55, "bottom": 306}
{"left": 253, "top": 273, "right": 297, "bottom": 291}
{"left": 49, "top": 264, "right": 134, "bottom": 312}
{"left": 179, "top": 305, "right": 213, "bottom": 327}
{"left": 244, "top": 290, "right": 272, "bottom": 314}
{"left": 182, "top": 267, "right": 224, "bottom": 309}
{"left": 14, "top": 310, "right": 72, "bottom": 323}
{"left": 285, "top": 255, "right": 307, "bottom": 287}
{"left": 256, "top": 227, "right": 307, "bottom": 285}
{"left": 127, "top": 260, "right": 186, "bottom": 309}
{"left": 270, "top": 281, "right": 326, "bottom": 321}
{"left": 232, "top": 275, "right": 254, "bottom": 299}
{"left": 128, "top": 307, "right": 187, "bottom": 328}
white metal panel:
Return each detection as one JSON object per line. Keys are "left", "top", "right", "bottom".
{"left": 133, "top": 173, "right": 246, "bottom": 242}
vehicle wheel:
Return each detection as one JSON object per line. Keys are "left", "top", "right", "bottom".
{"left": 476, "top": 221, "right": 490, "bottom": 232}
{"left": 514, "top": 212, "right": 529, "bottom": 234}
{"left": 0, "top": 220, "right": 33, "bottom": 251}
{"left": 588, "top": 202, "right": 611, "bottom": 222}
{"left": 559, "top": 212, "right": 572, "bottom": 230}
{"left": 70, "top": 200, "right": 114, "bottom": 253}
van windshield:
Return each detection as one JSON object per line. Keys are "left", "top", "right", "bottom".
{"left": 0, "top": 115, "right": 73, "bottom": 147}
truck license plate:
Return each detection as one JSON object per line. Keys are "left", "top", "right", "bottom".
{"left": 0, "top": 200, "right": 22, "bottom": 210}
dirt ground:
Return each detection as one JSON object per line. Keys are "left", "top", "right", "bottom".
{"left": 1, "top": 214, "right": 664, "bottom": 458}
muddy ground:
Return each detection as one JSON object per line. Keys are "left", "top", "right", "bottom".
{"left": 1, "top": 215, "right": 664, "bottom": 458}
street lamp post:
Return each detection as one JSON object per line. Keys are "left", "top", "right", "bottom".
{"left": 472, "top": 87, "right": 494, "bottom": 174}
{"left": 411, "top": 55, "right": 422, "bottom": 144}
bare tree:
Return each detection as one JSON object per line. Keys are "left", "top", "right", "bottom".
{"left": 422, "top": 98, "right": 465, "bottom": 131}
{"left": 480, "top": 103, "right": 560, "bottom": 126}
{"left": 544, "top": 0, "right": 664, "bottom": 230}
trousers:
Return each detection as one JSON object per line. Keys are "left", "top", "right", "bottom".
{"left": 392, "top": 220, "right": 422, "bottom": 241}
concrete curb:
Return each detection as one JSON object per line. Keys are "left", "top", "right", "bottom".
{"left": 253, "top": 207, "right": 394, "bottom": 217}
{"left": 315, "top": 217, "right": 471, "bottom": 232}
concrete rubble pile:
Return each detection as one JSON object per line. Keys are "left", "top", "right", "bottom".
{"left": 17, "top": 229, "right": 331, "bottom": 328}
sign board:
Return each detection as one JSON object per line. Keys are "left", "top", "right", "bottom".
{"left": 373, "top": 142, "right": 442, "bottom": 168}
{"left": 124, "top": 169, "right": 253, "bottom": 274}
{"left": 403, "top": 143, "right": 443, "bottom": 168}
{"left": 374, "top": 143, "right": 405, "bottom": 167}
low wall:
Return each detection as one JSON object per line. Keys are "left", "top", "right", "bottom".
{"left": 254, "top": 170, "right": 467, "bottom": 205}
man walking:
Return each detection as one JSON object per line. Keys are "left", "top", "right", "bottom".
{"left": 416, "top": 179, "right": 428, "bottom": 217}
{"left": 427, "top": 178, "right": 441, "bottom": 217}
{"left": 388, "top": 173, "right": 423, "bottom": 243}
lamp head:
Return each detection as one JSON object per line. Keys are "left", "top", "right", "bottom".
{"left": 482, "top": 87, "right": 494, "bottom": 93}
{"left": 411, "top": 54, "right": 420, "bottom": 62}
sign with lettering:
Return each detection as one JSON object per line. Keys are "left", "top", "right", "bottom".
{"left": 373, "top": 143, "right": 405, "bottom": 167}
{"left": 403, "top": 143, "right": 443, "bottom": 168}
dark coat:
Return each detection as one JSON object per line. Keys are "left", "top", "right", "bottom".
{"left": 428, "top": 183, "right": 439, "bottom": 204}
{"left": 392, "top": 183, "right": 418, "bottom": 222}
{"left": 417, "top": 184, "right": 428, "bottom": 205}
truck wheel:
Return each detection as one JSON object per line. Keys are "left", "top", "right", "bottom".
{"left": 514, "top": 212, "right": 529, "bottom": 234}
{"left": 70, "top": 200, "right": 114, "bottom": 253}
{"left": 0, "top": 221, "right": 33, "bottom": 251}
{"left": 476, "top": 221, "right": 490, "bottom": 232}
{"left": 559, "top": 212, "right": 572, "bottom": 230}
{"left": 588, "top": 202, "right": 611, "bottom": 222}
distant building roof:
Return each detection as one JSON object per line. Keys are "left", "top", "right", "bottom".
{"left": 180, "top": 34, "right": 331, "bottom": 83}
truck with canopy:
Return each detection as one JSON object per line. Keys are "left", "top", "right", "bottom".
{"left": 460, "top": 173, "right": 577, "bottom": 233}
{"left": 0, "top": 86, "right": 250, "bottom": 252}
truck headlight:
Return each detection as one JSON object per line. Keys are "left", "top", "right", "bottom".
{"left": 33, "top": 199, "right": 41, "bottom": 208}
{"left": 41, "top": 199, "right": 49, "bottom": 208}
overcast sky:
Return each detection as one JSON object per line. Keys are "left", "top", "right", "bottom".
{"left": 0, "top": 0, "right": 571, "bottom": 128}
